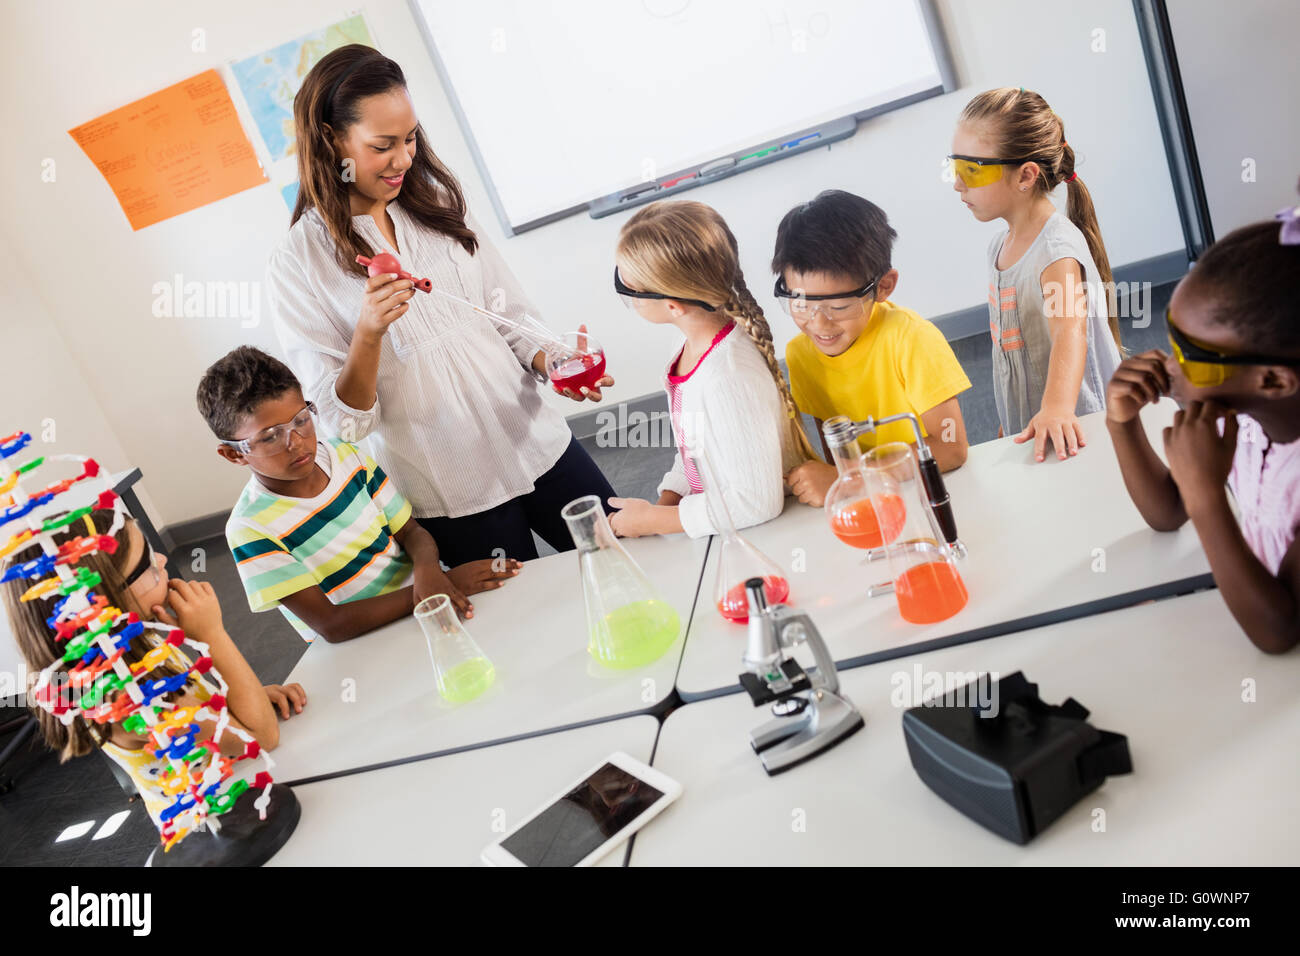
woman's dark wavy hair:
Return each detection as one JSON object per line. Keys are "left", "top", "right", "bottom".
{"left": 290, "top": 44, "right": 478, "bottom": 275}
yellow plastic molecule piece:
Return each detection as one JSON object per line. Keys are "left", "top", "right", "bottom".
{"left": 20, "top": 576, "right": 62, "bottom": 603}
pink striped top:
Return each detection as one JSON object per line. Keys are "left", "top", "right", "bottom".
{"left": 666, "top": 322, "right": 735, "bottom": 494}
{"left": 1228, "top": 413, "right": 1300, "bottom": 575}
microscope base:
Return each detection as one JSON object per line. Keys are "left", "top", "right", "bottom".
{"left": 750, "top": 691, "right": 864, "bottom": 775}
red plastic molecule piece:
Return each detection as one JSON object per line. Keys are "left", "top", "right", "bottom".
{"left": 193, "top": 656, "right": 213, "bottom": 674}
{"left": 253, "top": 771, "right": 272, "bottom": 789}
{"left": 84, "top": 459, "right": 101, "bottom": 478}
{"left": 95, "top": 490, "right": 117, "bottom": 510}
{"left": 244, "top": 740, "right": 261, "bottom": 760}
{"left": 166, "top": 629, "right": 186, "bottom": 646}
{"left": 206, "top": 694, "right": 226, "bottom": 711}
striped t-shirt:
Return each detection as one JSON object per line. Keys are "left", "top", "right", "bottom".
{"left": 226, "top": 438, "right": 414, "bottom": 642}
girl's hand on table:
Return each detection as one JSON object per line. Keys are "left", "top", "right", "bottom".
{"left": 1014, "top": 404, "right": 1086, "bottom": 462}
{"left": 264, "top": 683, "right": 307, "bottom": 718}
{"left": 608, "top": 497, "right": 659, "bottom": 537}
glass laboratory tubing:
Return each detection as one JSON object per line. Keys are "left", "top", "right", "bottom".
{"left": 561, "top": 495, "right": 680, "bottom": 668}
{"left": 415, "top": 594, "right": 496, "bottom": 703}
{"left": 822, "top": 415, "right": 906, "bottom": 558}
{"left": 692, "top": 437, "right": 791, "bottom": 623}
{"left": 862, "top": 442, "right": 969, "bottom": 625}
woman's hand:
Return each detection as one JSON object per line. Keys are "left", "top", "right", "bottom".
{"left": 1107, "top": 350, "right": 1171, "bottom": 426}
{"left": 448, "top": 557, "right": 523, "bottom": 596}
{"left": 264, "top": 683, "right": 307, "bottom": 718}
{"left": 152, "top": 579, "right": 225, "bottom": 643}
{"left": 542, "top": 324, "right": 614, "bottom": 402}
{"left": 1014, "top": 404, "right": 1087, "bottom": 462}
{"left": 357, "top": 273, "right": 414, "bottom": 343}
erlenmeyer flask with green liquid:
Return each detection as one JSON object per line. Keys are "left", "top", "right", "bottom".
{"left": 561, "top": 495, "right": 680, "bottom": 669}
{"left": 415, "top": 593, "right": 495, "bottom": 703}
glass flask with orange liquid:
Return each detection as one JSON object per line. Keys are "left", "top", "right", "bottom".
{"left": 861, "top": 442, "right": 969, "bottom": 624}
{"left": 691, "top": 434, "right": 791, "bottom": 624}
{"left": 821, "top": 415, "right": 906, "bottom": 562}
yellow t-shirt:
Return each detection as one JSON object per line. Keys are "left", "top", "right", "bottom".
{"left": 785, "top": 300, "right": 972, "bottom": 449}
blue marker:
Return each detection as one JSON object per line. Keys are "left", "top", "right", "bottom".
{"left": 781, "top": 132, "right": 821, "bottom": 150}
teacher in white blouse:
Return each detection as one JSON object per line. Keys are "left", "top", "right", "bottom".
{"left": 266, "top": 46, "right": 616, "bottom": 565}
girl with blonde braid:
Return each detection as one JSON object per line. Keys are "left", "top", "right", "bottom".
{"left": 608, "top": 201, "right": 816, "bottom": 538}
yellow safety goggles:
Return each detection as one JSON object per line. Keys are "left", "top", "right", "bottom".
{"left": 1166, "top": 308, "right": 1295, "bottom": 388}
{"left": 947, "top": 153, "right": 1047, "bottom": 188}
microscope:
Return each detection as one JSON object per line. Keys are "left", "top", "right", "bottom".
{"left": 738, "top": 578, "right": 864, "bottom": 775}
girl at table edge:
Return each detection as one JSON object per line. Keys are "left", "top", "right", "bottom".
{"left": 609, "top": 200, "right": 818, "bottom": 538}
{"left": 951, "top": 87, "right": 1122, "bottom": 463}
{"left": 1, "top": 513, "right": 305, "bottom": 825}
{"left": 266, "top": 45, "right": 615, "bottom": 565}
{"left": 1106, "top": 209, "right": 1300, "bottom": 654}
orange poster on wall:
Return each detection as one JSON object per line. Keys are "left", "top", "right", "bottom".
{"left": 68, "top": 69, "right": 267, "bottom": 230}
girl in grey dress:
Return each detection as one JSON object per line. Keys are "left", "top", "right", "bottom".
{"left": 949, "top": 88, "right": 1122, "bottom": 462}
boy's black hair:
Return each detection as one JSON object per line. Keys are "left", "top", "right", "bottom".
{"left": 196, "top": 346, "right": 302, "bottom": 440}
{"left": 1189, "top": 218, "right": 1300, "bottom": 353}
{"left": 771, "top": 189, "right": 897, "bottom": 286}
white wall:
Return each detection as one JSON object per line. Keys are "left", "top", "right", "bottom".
{"left": 1166, "top": 0, "right": 1300, "bottom": 238}
{"left": 0, "top": 0, "right": 1183, "bottom": 529}
{"left": 0, "top": 229, "right": 143, "bottom": 692}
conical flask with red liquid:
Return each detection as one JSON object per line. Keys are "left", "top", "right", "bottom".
{"left": 862, "top": 442, "right": 969, "bottom": 624}
{"left": 822, "top": 416, "right": 906, "bottom": 560}
{"left": 691, "top": 432, "right": 791, "bottom": 624}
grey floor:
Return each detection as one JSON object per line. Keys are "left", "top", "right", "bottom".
{"left": 0, "top": 281, "right": 1176, "bottom": 866}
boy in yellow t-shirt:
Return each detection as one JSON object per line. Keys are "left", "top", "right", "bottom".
{"left": 775, "top": 190, "right": 972, "bottom": 507}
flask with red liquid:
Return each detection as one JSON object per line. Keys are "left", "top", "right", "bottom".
{"left": 692, "top": 431, "right": 791, "bottom": 624}
{"left": 822, "top": 415, "right": 905, "bottom": 561}
{"left": 545, "top": 330, "right": 607, "bottom": 394}
{"left": 862, "top": 442, "right": 969, "bottom": 625}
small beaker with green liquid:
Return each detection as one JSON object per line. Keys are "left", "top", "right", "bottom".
{"left": 560, "top": 495, "right": 681, "bottom": 669}
{"left": 415, "top": 593, "right": 495, "bottom": 703}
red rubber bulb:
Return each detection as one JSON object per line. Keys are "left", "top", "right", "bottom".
{"left": 355, "top": 253, "right": 433, "bottom": 293}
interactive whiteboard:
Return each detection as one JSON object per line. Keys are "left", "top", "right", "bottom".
{"left": 410, "top": 0, "right": 953, "bottom": 233}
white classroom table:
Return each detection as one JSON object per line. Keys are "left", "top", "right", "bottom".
{"left": 268, "top": 715, "right": 658, "bottom": 866}
{"left": 268, "top": 532, "right": 707, "bottom": 784}
{"left": 677, "top": 401, "right": 1213, "bottom": 699}
{"left": 630, "top": 589, "right": 1300, "bottom": 865}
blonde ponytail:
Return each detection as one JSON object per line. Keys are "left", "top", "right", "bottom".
{"left": 960, "top": 88, "right": 1122, "bottom": 350}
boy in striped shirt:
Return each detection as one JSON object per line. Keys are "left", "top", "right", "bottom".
{"left": 198, "top": 347, "right": 520, "bottom": 643}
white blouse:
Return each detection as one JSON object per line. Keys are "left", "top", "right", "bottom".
{"left": 266, "top": 201, "right": 573, "bottom": 519}
{"left": 655, "top": 328, "right": 800, "bottom": 538}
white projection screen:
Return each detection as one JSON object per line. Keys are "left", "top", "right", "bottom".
{"left": 410, "top": 0, "right": 953, "bottom": 233}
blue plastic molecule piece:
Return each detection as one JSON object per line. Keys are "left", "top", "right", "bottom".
{"left": 0, "top": 432, "right": 32, "bottom": 460}
{"left": 0, "top": 492, "right": 54, "bottom": 529}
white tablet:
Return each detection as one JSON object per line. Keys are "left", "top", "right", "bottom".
{"left": 481, "top": 751, "right": 682, "bottom": 867}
